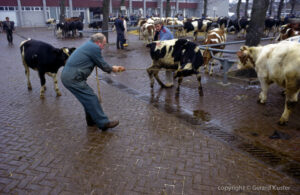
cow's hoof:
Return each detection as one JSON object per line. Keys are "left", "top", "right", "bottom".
{"left": 164, "top": 84, "right": 174, "bottom": 88}
{"left": 209, "top": 73, "right": 213, "bottom": 76}
{"left": 28, "top": 86, "right": 32, "bottom": 90}
{"left": 257, "top": 99, "right": 266, "bottom": 104}
{"left": 40, "top": 95, "right": 45, "bottom": 99}
{"left": 56, "top": 92, "right": 62, "bottom": 97}
{"left": 278, "top": 119, "right": 288, "bottom": 126}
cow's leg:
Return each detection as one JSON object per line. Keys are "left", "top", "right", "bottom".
{"left": 154, "top": 70, "right": 173, "bottom": 88}
{"left": 148, "top": 65, "right": 172, "bottom": 88}
{"left": 197, "top": 73, "right": 203, "bottom": 96}
{"left": 194, "top": 31, "right": 197, "bottom": 41}
{"left": 147, "top": 65, "right": 156, "bottom": 88}
{"left": 21, "top": 47, "right": 32, "bottom": 90}
{"left": 176, "top": 77, "right": 183, "bottom": 94}
{"left": 278, "top": 80, "right": 299, "bottom": 125}
{"left": 24, "top": 64, "right": 32, "bottom": 91}
{"left": 209, "top": 57, "right": 218, "bottom": 76}
{"left": 204, "top": 64, "right": 209, "bottom": 74}
{"left": 38, "top": 71, "right": 46, "bottom": 99}
{"left": 257, "top": 77, "right": 270, "bottom": 104}
{"left": 46, "top": 72, "right": 61, "bottom": 96}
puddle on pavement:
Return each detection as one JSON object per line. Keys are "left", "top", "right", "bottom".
{"left": 101, "top": 75, "right": 300, "bottom": 181}
{"left": 193, "top": 110, "right": 211, "bottom": 122}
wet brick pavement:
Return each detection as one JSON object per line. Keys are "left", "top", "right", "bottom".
{"left": 0, "top": 28, "right": 299, "bottom": 194}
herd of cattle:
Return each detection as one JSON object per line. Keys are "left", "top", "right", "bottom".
{"left": 20, "top": 15, "right": 300, "bottom": 125}
{"left": 48, "top": 15, "right": 299, "bottom": 42}
{"left": 137, "top": 16, "right": 297, "bottom": 43}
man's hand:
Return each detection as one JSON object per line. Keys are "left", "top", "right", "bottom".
{"left": 112, "top": 66, "right": 126, "bottom": 73}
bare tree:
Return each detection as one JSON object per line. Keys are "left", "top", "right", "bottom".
{"left": 268, "top": 0, "right": 274, "bottom": 17}
{"left": 236, "top": 0, "right": 242, "bottom": 19}
{"left": 59, "top": 0, "right": 66, "bottom": 23}
{"left": 166, "top": 0, "right": 171, "bottom": 17}
{"left": 290, "top": 0, "right": 296, "bottom": 14}
{"left": 246, "top": 0, "right": 269, "bottom": 46}
{"left": 244, "top": 0, "right": 249, "bottom": 18}
{"left": 277, "top": 0, "right": 284, "bottom": 20}
{"left": 203, "top": 0, "right": 207, "bottom": 18}
{"left": 102, "top": 0, "right": 109, "bottom": 42}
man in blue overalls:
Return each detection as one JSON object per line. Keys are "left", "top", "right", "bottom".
{"left": 2, "top": 17, "right": 15, "bottom": 45}
{"left": 61, "top": 33, "right": 125, "bottom": 131}
{"left": 154, "top": 20, "right": 174, "bottom": 87}
{"left": 114, "top": 16, "right": 125, "bottom": 49}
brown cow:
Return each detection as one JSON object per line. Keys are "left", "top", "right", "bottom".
{"left": 276, "top": 23, "right": 300, "bottom": 41}
{"left": 203, "top": 27, "right": 227, "bottom": 76}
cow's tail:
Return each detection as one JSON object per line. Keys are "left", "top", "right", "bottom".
{"left": 20, "top": 38, "right": 31, "bottom": 49}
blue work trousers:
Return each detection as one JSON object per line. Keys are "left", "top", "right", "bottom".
{"left": 61, "top": 69, "right": 109, "bottom": 129}
{"left": 117, "top": 32, "right": 125, "bottom": 49}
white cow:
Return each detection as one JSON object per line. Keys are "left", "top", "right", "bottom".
{"left": 237, "top": 41, "right": 300, "bottom": 125}
{"left": 141, "top": 23, "right": 155, "bottom": 44}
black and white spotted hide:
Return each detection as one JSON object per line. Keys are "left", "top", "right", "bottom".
{"left": 146, "top": 39, "right": 204, "bottom": 96}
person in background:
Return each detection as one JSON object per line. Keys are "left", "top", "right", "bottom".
{"left": 2, "top": 17, "right": 15, "bottom": 45}
{"left": 178, "top": 14, "right": 184, "bottom": 21}
{"left": 154, "top": 20, "right": 174, "bottom": 41}
{"left": 61, "top": 33, "right": 125, "bottom": 131}
{"left": 114, "top": 16, "right": 125, "bottom": 49}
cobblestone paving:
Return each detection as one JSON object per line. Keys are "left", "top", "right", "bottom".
{"left": 0, "top": 28, "right": 299, "bottom": 194}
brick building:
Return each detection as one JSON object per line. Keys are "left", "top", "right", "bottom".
{"left": 0, "top": 0, "right": 229, "bottom": 27}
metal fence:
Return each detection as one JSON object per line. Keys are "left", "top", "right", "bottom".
{"left": 198, "top": 37, "right": 275, "bottom": 84}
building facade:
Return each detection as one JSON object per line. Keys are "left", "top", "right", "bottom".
{"left": 0, "top": 0, "right": 229, "bottom": 27}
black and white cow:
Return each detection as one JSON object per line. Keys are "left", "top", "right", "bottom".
{"left": 20, "top": 39, "right": 76, "bottom": 98}
{"left": 146, "top": 39, "right": 204, "bottom": 96}
{"left": 217, "top": 16, "right": 230, "bottom": 28}
{"left": 56, "top": 21, "right": 84, "bottom": 38}
{"left": 183, "top": 19, "right": 215, "bottom": 41}
{"left": 227, "top": 17, "right": 249, "bottom": 37}
{"left": 264, "top": 17, "right": 278, "bottom": 37}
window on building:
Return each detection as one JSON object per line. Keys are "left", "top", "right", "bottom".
{"left": 0, "top": 7, "right": 4, "bottom": 11}
{"left": 9, "top": 7, "right": 14, "bottom": 10}
{"left": 34, "top": 7, "right": 40, "bottom": 11}
{"left": 25, "top": 7, "right": 31, "bottom": 11}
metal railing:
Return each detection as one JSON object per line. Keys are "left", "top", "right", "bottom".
{"left": 198, "top": 37, "right": 275, "bottom": 84}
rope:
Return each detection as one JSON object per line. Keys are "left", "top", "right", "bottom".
{"left": 95, "top": 67, "right": 102, "bottom": 103}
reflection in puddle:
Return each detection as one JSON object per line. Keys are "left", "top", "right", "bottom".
{"left": 193, "top": 110, "right": 211, "bottom": 122}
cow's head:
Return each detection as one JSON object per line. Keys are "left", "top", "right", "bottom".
{"left": 175, "top": 42, "right": 203, "bottom": 78}
{"left": 183, "top": 21, "right": 194, "bottom": 33}
{"left": 236, "top": 46, "right": 256, "bottom": 69}
{"left": 55, "top": 47, "right": 76, "bottom": 65}
{"left": 146, "top": 42, "right": 166, "bottom": 60}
